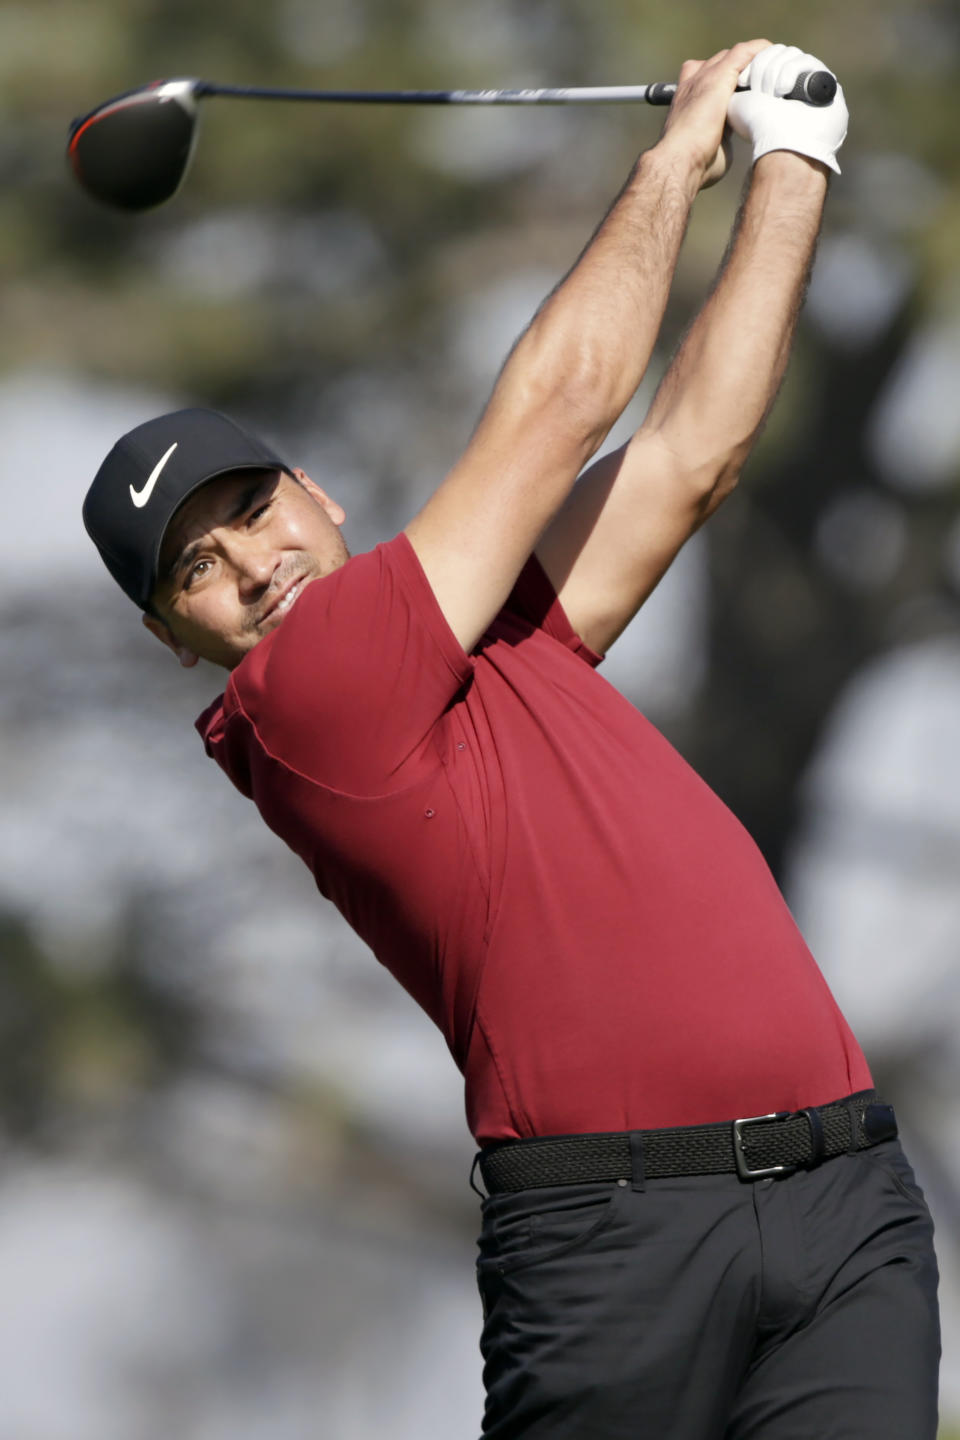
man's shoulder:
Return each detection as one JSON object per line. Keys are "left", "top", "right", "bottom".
{"left": 196, "top": 530, "right": 476, "bottom": 793}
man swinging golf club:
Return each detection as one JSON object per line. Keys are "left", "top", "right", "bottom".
{"left": 83, "top": 40, "right": 940, "bottom": 1439}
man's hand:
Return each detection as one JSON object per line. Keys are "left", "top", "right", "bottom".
{"left": 727, "top": 44, "right": 848, "bottom": 174}
{"left": 657, "top": 40, "right": 771, "bottom": 189}
{"left": 700, "top": 133, "right": 734, "bottom": 191}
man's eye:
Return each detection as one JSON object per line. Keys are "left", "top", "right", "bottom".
{"left": 186, "top": 558, "right": 212, "bottom": 586}
{"left": 249, "top": 501, "right": 272, "bottom": 523}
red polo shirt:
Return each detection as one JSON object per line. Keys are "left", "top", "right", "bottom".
{"left": 197, "top": 534, "right": 871, "bottom": 1144}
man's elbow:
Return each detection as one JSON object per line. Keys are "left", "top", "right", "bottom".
{"left": 514, "top": 320, "right": 624, "bottom": 452}
{"left": 646, "top": 434, "right": 748, "bottom": 520}
{"left": 697, "top": 453, "right": 746, "bottom": 518}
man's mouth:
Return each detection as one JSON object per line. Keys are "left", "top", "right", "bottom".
{"left": 260, "top": 575, "right": 308, "bottom": 627}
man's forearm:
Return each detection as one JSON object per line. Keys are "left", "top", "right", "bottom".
{"left": 494, "top": 143, "right": 703, "bottom": 450}
{"left": 642, "top": 151, "right": 829, "bottom": 504}
{"left": 474, "top": 45, "right": 772, "bottom": 461}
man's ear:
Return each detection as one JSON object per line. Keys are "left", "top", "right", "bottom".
{"left": 292, "top": 468, "right": 346, "bottom": 527}
{"left": 142, "top": 612, "right": 200, "bottom": 669}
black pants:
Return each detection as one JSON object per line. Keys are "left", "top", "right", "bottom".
{"left": 475, "top": 1139, "right": 940, "bottom": 1438}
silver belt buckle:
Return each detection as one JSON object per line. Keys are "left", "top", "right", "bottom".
{"left": 732, "top": 1112, "right": 793, "bottom": 1181}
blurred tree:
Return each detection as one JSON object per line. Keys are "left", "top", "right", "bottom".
{"left": 0, "top": 910, "right": 197, "bottom": 1138}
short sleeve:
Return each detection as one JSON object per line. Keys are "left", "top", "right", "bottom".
{"left": 226, "top": 533, "right": 474, "bottom": 793}
{"left": 500, "top": 553, "right": 603, "bottom": 668}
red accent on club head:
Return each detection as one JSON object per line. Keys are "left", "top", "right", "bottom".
{"left": 67, "top": 82, "right": 199, "bottom": 211}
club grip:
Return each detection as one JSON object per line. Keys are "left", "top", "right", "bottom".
{"left": 785, "top": 70, "right": 837, "bottom": 106}
{"left": 644, "top": 82, "right": 676, "bottom": 106}
{"left": 645, "top": 69, "right": 837, "bottom": 107}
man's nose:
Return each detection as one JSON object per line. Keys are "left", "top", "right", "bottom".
{"left": 231, "top": 540, "right": 279, "bottom": 596}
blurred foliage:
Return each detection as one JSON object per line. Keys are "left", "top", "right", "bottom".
{"left": 1, "top": 0, "right": 959, "bottom": 386}
{"left": 0, "top": 911, "right": 197, "bottom": 1136}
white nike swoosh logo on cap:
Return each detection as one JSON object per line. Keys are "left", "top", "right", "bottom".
{"left": 130, "top": 442, "right": 178, "bottom": 508}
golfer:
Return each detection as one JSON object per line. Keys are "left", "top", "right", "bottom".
{"left": 84, "top": 41, "right": 939, "bottom": 1439}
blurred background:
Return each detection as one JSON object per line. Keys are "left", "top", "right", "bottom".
{"left": 1, "top": 0, "right": 958, "bottom": 1434}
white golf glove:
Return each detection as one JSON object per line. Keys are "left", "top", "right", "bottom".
{"left": 727, "top": 43, "right": 848, "bottom": 174}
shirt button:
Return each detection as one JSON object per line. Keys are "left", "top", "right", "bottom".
{"left": 457, "top": 742, "right": 466, "bottom": 751}
{"left": 424, "top": 808, "right": 435, "bottom": 819}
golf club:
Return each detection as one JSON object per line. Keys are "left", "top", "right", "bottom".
{"left": 68, "top": 71, "right": 838, "bottom": 213}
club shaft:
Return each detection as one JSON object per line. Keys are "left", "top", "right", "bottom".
{"left": 194, "top": 71, "right": 836, "bottom": 108}
{"left": 195, "top": 81, "right": 676, "bottom": 106}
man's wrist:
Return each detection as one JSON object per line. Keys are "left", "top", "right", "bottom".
{"left": 752, "top": 150, "right": 832, "bottom": 194}
{"left": 637, "top": 137, "right": 705, "bottom": 204}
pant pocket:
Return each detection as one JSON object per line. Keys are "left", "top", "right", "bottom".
{"left": 475, "top": 1180, "right": 630, "bottom": 1321}
{"left": 867, "top": 1140, "right": 931, "bottom": 1211}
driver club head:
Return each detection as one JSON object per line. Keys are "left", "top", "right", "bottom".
{"left": 68, "top": 79, "right": 200, "bottom": 212}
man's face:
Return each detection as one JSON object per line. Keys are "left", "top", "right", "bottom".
{"left": 144, "top": 467, "right": 349, "bottom": 670}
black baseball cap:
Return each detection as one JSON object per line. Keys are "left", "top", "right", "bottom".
{"left": 83, "top": 407, "right": 294, "bottom": 609}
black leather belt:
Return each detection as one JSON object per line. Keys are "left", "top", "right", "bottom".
{"left": 477, "top": 1091, "right": 897, "bottom": 1193}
